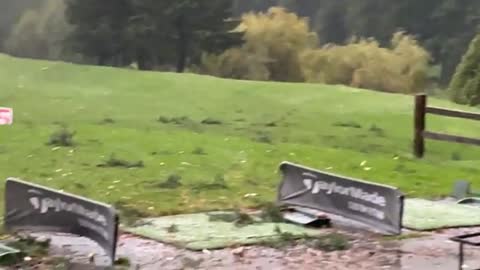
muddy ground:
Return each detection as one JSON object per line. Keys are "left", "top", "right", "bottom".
{"left": 13, "top": 226, "right": 480, "bottom": 270}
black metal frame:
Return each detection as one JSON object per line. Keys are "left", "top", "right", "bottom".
{"left": 451, "top": 232, "right": 480, "bottom": 270}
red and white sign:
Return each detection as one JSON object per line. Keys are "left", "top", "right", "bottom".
{"left": 0, "top": 107, "right": 13, "bottom": 125}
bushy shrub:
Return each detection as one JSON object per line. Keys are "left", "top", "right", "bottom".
{"left": 301, "top": 32, "right": 431, "bottom": 93}
{"left": 200, "top": 7, "right": 317, "bottom": 82}
{"left": 5, "top": 0, "right": 73, "bottom": 61}
{"left": 201, "top": 7, "right": 432, "bottom": 94}
{"left": 200, "top": 48, "right": 271, "bottom": 81}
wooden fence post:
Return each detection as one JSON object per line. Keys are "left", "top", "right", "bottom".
{"left": 414, "top": 94, "right": 427, "bottom": 158}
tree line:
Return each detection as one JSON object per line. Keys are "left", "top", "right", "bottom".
{"left": 2, "top": 0, "right": 241, "bottom": 72}
{"left": 1, "top": 0, "right": 480, "bottom": 105}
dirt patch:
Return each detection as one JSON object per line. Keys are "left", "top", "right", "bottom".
{"left": 12, "top": 224, "right": 480, "bottom": 269}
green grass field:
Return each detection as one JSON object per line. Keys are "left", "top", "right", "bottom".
{"left": 1, "top": 53, "right": 480, "bottom": 218}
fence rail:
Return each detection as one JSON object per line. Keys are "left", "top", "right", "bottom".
{"left": 414, "top": 94, "right": 480, "bottom": 158}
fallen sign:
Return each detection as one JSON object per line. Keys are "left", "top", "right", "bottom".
{"left": 277, "top": 162, "right": 404, "bottom": 235}
{"left": 452, "top": 180, "right": 480, "bottom": 200}
{"left": 4, "top": 179, "right": 119, "bottom": 265}
{"left": 0, "top": 107, "right": 13, "bottom": 125}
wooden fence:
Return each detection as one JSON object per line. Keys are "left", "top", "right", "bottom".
{"left": 414, "top": 94, "right": 480, "bottom": 158}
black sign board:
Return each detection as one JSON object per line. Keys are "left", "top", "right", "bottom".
{"left": 277, "top": 162, "right": 404, "bottom": 235}
{"left": 4, "top": 179, "right": 119, "bottom": 264}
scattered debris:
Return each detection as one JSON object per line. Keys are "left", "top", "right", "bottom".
{"left": 201, "top": 118, "right": 223, "bottom": 125}
{"left": 158, "top": 116, "right": 191, "bottom": 125}
{"left": 234, "top": 210, "right": 256, "bottom": 227}
{"left": 157, "top": 116, "right": 203, "bottom": 132}
{"left": 265, "top": 122, "right": 278, "bottom": 127}
{"left": 282, "top": 207, "right": 331, "bottom": 228}
{"left": 451, "top": 151, "right": 463, "bottom": 161}
{"left": 167, "top": 224, "right": 179, "bottom": 233}
{"left": 88, "top": 253, "right": 95, "bottom": 264}
{"left": 208, "top": 210, "right": 256, "bottom": 227}
{"left": 114, "top": 257, "right": 131, "bottom": 267}
{"left": 193, "top": 174, "right": 228, "bottom": 191}
{"left": 255, "top": 134, "right": 273, "bottom": 144}
{"left": 156, "top": 174, "right": 182, "bottom": 189}
{"left": 181, "top": 257, "right": 204, "bottom": 269}
{"left": 99, "top": 118, "right": 115, "bottom": 125}
{"left": 0, "top": 235, "right": 51, "bottom": 267}
{"left": 47, "top": 127, "right": 76, "bottom": 147}
{"left": 369, "top": 124, "right": 386, "bottom": 137}
{"left": 231, "top": 247, "right": 245, "bottom": 257}
{"left": 260, "top": 202, "right": 284, "bottom": 223}
{"left": 192, "top": 147, "right": 207, "bottom": 155}
{"left": 208, "top": 212, "right": 238, "bottom": 223}
{"left": 97, "top": 154, "right": 144, "bottom": 169}
{"left": 114, "top": 201, "right": 149, "bottom": 226}
{"left": 258, "top": 226, "right": 300, "bottom": 249}
{"left": 332, "top": 121, "right": 362, "bottom": 129}
{"left": 0, "top": 244, "right": 21, "bottom": 266}
{"left": 306, "top": 233, "right": 350, "bottom": 252}
{"left": 381, "top": 232, "right": 427, "bottom": 242}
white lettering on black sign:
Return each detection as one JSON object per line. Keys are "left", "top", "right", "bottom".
{"left": 278, "top": 162, "right": 404, "bottom": 235}
{"left": 28, "top": 189, "right": 109, "bottom": 240}
{"left": 302, "top": 173, "right": 387, "bottom": 207}
{"left": 348, "top": 201, "right": 385, "bottom": 220}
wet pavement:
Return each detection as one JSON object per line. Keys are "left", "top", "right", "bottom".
{"left": 27, "top": 226, "right": 480, "bottom": 270}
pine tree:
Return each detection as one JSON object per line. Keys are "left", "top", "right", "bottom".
{"left": 449, "top": 34, "right": 480, "bottom": 106}
{"left": 165, "top": 0, "right": 242, "bottom": 72}
{"left": 65, "top": 0, "right": 132, "bottom": 66}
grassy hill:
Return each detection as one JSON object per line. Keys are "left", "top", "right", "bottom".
{"left": 1, "top": 53, "right": 480, "bottom": 217}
